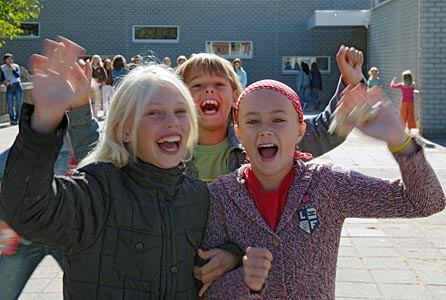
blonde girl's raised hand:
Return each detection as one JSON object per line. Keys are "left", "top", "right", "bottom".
{"left": 30, "top": 36, "right": 92, "bottom": 133}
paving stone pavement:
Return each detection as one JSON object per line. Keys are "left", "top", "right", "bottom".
{"left": 1, "top": 115, "right": 445, "bottom": 300}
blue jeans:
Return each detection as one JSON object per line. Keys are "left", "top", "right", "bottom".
{"left": 299, "top": 86, "right": 311, "bottom": 106}
{"left": 6, "top": 82, "right": 23, "bottom": 123}
{"left": 0, "top": 243, "right": 63, "bottom": 300}
{"left": 311, "top": 88, "right": 320, "bottom": 105}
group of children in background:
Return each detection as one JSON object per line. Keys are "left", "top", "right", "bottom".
{"left": 39, "top": 46, "right": 420, "bottom": 138}
{"left": 87, "top": 52, "right": 249, "bottom": 122}
{"left": 0, "top": 36, "right": 443, "bottom": 300}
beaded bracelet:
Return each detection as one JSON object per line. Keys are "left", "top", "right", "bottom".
{"left": 388, "top": 136, "right": 412, "bottom": 154}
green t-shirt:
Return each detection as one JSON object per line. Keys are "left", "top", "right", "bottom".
{"left": 367, "top": 77, "right": 381, "bottom": 87}
{"left": 191, "top": 138, "right": 231, "bottom": 183}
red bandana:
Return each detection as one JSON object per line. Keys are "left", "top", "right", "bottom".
{"left": 235, "top": 79, "right": 304, "bottom": 124}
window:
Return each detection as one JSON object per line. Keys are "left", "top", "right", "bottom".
{"left": 17, "top": 23, "right": 39, "bottom": 38}
{"left": 206, "top": 41, "right": 253, "bottom": 59}
{"left": 133, "top": 26, "right": 179, "bottom": 43}
{"left": 282, "top": 56, "right": 330, "bottom": 74}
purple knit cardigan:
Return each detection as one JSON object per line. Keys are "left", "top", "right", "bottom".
{"left": 202, "top": 145, "right": 445, "bottom": 300}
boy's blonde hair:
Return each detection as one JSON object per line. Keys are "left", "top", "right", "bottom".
{"left": 175, "top": 53, "right": 243, "bottom": 96}
{"left": 80, "top": 65, "right": 198, "bottom": 168}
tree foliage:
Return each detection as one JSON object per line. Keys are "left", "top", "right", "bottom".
{"left": 0, "top": 0, "right": 43, "bottom": 47}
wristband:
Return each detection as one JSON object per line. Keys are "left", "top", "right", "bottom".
{"left": 388, "top": 136, "right": 412, "bottom": 153}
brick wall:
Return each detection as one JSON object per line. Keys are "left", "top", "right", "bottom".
{"left": 1, "top": 0, "right": 370, "bottom": 109}
{"left": 419, "top": 0, "right": 446, "bottom": 136}
{"left": 369, "top": 0, "right": 446, "bottom": 136}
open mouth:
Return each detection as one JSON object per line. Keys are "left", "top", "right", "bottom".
{"left": 157, "top": 135, "right": 181, "bottom": 153}
{"left": 200, "top": 99, "right": 220, "bottom": 114}
{"left": 258, "top": 144, "right": 278, "bottom": 159}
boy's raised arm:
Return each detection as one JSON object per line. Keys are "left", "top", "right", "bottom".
{"left": 66, "top": 103, "right": 100, "bottom": 162}
{"left": 298, "top": 45, "right": 365, "bottom": 158}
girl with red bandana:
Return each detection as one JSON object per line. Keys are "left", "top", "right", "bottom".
{"left": 201, "top": 80, "right": 445, "bottom": 300}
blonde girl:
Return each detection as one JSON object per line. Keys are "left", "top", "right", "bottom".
{"left": 391, "top": 70, "right": 416, "bottom": 132}
{"left": 89, "top": 55, "right": 107, "bottom": 117}
{"left": 0, "top": 37, "right": 234, "bottom": 300}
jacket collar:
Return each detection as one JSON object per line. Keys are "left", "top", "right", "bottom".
{"left": 124, "top": 159, "right": 185, "bottom": 190}
{"left": 231, "top": 161, "right": 315, "bottom": 234}
{"left": 275, "top": 161, "right": 315, "bottom": 233}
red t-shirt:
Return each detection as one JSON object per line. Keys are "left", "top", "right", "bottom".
{"left": 244, "top": 166, "right": 295, "bottom": 231}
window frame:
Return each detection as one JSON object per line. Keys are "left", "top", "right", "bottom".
{"left": 282, "top": 56, "right": 331, "bottom": 75}
{"left": 205, "top": 41, "right": 253, "bottom": 59}
{"left": 16, "top": 22, "right": 40, "bottom": 39}
{"left": 132, "top": 25, "right": 179, "bottom": 43}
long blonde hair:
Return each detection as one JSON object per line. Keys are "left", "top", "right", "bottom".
{"left": 80, "top": 65, "right": 198, "bottom": 168}
{"left": 91, "top": 54, "right": 103, "bottom": 67}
